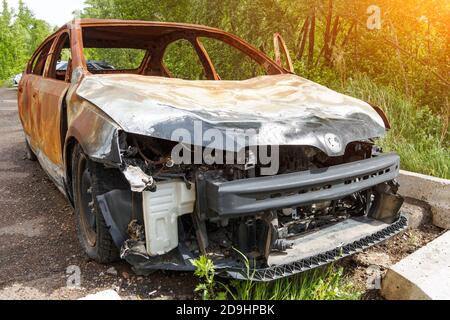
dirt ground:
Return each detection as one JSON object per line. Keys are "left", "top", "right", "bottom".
{"left": 0, "top": 87, "right": 444, "bottom": 300}
{"left": 343, "top": 222, "right": 443, "bottom": 299}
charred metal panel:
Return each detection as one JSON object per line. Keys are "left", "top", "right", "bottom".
{"left": 21, "top": 75, "right": 42, "bottom": 153}
{"left": 65, "top": 99, "right": 122, "bottom": 165}
{"left": 76, "top": 74, "right": 386, "bottom": 157}
{"left": 35, "top": 79, "right": 70, "bottom": 165}
{"left": 25, "top": 135, "right": 65, "bottom": 193}
{"left": 96, "top": 190, "right": 134, "bottom": 248}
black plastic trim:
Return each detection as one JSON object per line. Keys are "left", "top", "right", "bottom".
{"left": 206, "top": 153, "right": 400, "bottom": 216}
{"left": 221, "top": 215, "right": 408, "bottom": 281}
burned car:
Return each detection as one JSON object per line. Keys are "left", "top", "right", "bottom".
{"left": 18, "top": 19, "right": 406, "bottom": 281}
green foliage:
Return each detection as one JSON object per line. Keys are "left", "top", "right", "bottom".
{"left": 0, "top": 78, "right": 13, "bottom": 88}
{"left": 0, "top": 0, "right": 52, "bottom": 81}
{"left": 342, "top": 75, "right": 450, "bottom": 179}
{"left": 191, "top": 255, "right": 227, "bottom": 300}
{"left": 227, "top": 267, "right": 361, "bottom": 300}
{"left": 192, "top": 255, "right": 361, "bottom": 300}
{"left": 201, "top": 37, "right": 266, "bottom": 80}
{"left": 163, "top": 40, "right": 206, "bottom": 80}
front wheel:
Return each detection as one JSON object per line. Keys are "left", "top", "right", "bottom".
{"left": 72, "top": 144, "right": 119, "bottom": 263}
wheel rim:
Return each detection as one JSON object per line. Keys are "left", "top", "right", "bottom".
{"left": 78, "top": 155, "right": 97, "bottom": 247}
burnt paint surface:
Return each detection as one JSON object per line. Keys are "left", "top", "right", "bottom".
{"left": 19, "top": 74, "right": 68, "bottom": 177}
{"left": 65, "top": 96, "right": 122, "bottom": 165}
{"left": 76, "top": 73, "right": 386, "bottom": 156}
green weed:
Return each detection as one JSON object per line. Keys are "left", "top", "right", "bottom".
{"left": 192, "top": 255, "right": 361, "bottom": 300}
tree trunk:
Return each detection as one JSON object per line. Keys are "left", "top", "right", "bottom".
{"left": 324, "top": 0, "right": 333, "bottom": 64}
{"left": 307, "top": 10, "right": 316, "bottom": 68}
{"left": 342, "top": 21, "right": 355, "bottom": 47}
{"left": 329, "top": 16, "right": 340, "bottom": 59}
{"left": 296, "top": 17, "right": 309, "bottom": 60}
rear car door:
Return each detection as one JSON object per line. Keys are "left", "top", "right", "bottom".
{"left": 34, "top": 31, "right": 72, "bottom": 188}
{"left": 18, "top": 31, "right": 72, "bottom": 189}
{"left": 18, "top": 37, "right": 55, "bottom": 158}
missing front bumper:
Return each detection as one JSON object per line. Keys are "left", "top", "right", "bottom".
{"left": 203, "top": 153, "right": 400, "bottom": 217}
{"left": 121, "top": 214, "right": 407, "bottom": 281}
{"left": 220, "top": 215, "right": 408, "bottom": 281}
{"left": 100, "top": 152, "right": 404, "bottom": 281}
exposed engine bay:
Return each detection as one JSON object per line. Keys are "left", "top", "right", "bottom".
{"left": 95, "top": 133, "right": 406, "bottom": 281}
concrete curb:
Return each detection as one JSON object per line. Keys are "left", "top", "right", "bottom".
{"left": 398, "top": 170, "right": 450, "bottom": 229}
{"left": 381, "top": 231, "right": 450, "bottom": 300}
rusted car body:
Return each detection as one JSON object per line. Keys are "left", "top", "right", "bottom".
{"left": 18, "top": 19, "right": 406, "bottom": 281}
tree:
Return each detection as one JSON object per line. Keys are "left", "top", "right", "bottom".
{"left": 1, "top": 0, "right": 447, "bottom": 117}
{"left": 0, "top": 0, "right": 51, "bottom": 81}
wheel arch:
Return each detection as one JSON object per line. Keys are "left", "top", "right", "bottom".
{"left": 64, "top": 135, "right": 79, "bottom": 204}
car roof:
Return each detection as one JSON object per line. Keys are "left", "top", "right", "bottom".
{"left": 58, "top": 19, "right": 263, "bottom": 50}
{"left": 48, "top": 19, "right": 286, "bottom": 74}
{"left": 60, "top": 19, "right": 232, "bottom": 35}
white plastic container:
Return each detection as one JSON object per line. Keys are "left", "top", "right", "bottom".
{"left": 142, "top": 181, "right": 196, "bottom": 256}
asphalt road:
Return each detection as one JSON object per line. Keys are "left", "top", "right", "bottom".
{"left": 0, "top": 88, "right": 196, "bottom": 300}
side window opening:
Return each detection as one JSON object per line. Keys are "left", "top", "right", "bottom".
{"left": 199, "top": 37, "right": 267, "bottom": 80}
{"left": 163, "top": 39, "right": 206, "bottom": 80}
{"left": 48, "top": 33, "right": 72, "bottom": 82}
{"left": 30, "top": 40, "right": 53, "bottom": 76}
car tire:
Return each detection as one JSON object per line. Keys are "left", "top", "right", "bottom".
{"left": 72, "top": 144, "right": 119, "bottom": 263}
{"left": 25, "top": 139, "right": 37, "bottom": 161}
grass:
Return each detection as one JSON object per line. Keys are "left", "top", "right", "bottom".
{"left": 192, "top": 255, "right": 361, "bottom": 300}
{"left": 299, "top": 64, "right": 449, "bottom": 180}
{"left": 223, "top": 267, "right": 361, "bottom": 300}
{"left": 342, "top": 75, "right": 449, "bottom": 179}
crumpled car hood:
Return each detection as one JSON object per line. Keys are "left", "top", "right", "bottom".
{"left": 76, "top": 73, "right": 386, "bottom": 156}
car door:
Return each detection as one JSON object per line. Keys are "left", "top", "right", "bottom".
{"left": 18, "top": 31, "right": 72, "bottom": 189}
{"left": 34, "top": 31, "right": 72, "bottom": 188}
{"left": 18, "top": 37, "right": 55, "bottom": 157}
